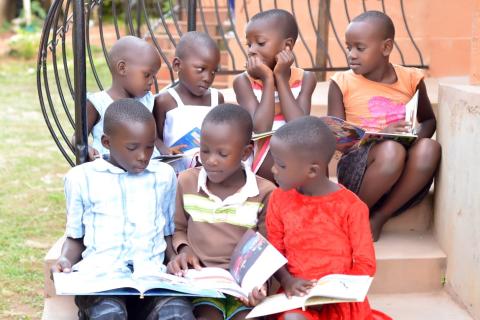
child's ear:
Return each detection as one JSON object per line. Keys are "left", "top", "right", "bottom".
{"left": 241, "top": 143, "right": 254, "bottom": 161}
{"left": 116, "top": 60, "right": 127, "bottom": 76}
{"left": 172, "top": 57, "right": 181, "bottom": 73}
{"left": 284, "top": 38, "right": 294, "bottom": 51}
{"left": 382, "top": 38, "right": 394, "bottom": 57}
{"left": 101, "top": 134, "right": 111, "bottom": 150}
{"left": 307, "top": 163, "right": 321, "bottom": 179}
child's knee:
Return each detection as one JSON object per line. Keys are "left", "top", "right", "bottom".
{"left": 410, "top": 139, "right": 441, "bottom": 172}
{"left": 147, "top": 297, "right": 195, "bottom": 320}
{"left": 372, "top": 141, "right": 407, "bottom": 174}
{"left": 81, "top": 297, "right": 127, "bottom": 320}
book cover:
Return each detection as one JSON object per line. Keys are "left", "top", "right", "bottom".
{"left": 171, "top": 127, "right": 201, "bottom": 153}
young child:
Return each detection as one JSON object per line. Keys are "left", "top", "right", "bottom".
{"left": 233, "top": 9, "right": 317, "bottom": 182}
{"left": 328, "top": 11, "right": 441, "bottom": 241}
{"left": 53, "top": 99, "right": 195, "bottom": 319}
{"left": 79, "top": 35, "right": 162, "bottom": 160}
{"left": 167, "top": 104, "right": 275, "bottom": 320}
{"left": 267, "top": 116, "right": 390, "bottom": 320}
{"left": 154, "top": 31, "right": 224, "bottom": 172}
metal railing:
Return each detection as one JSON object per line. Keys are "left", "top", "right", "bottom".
{"left": 37, "top": 0, "right": 428, "bottom": 165}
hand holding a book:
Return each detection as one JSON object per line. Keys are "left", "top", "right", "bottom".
{"left": 168, "top": 144, "right": 187, "bottom": 155}
{"left": 281, "top": 275, "right": 316, "bottom": 298}
{"left": 380, "top": 120, "right": 412, "bottom": 134}
{"left": 51, "top": 256, "right": 73, "bottom": 279}
{"left": 237, "top": 283, "right": 267, "bottom": 307}
{"left": 167, "top": 245, "right": 202, "bottom": 276}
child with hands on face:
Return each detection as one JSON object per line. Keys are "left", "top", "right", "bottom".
{"left": 167, "top": 104, "right": 276, "bottom": 320}
{"left": 266, "top": 116, "right": 391, "bottom": 320}
{"left": 233, "top": 9, "right": 316, "bottom": 182}
{"left": 328, "top": 11, "right": 441, "bottom": 241}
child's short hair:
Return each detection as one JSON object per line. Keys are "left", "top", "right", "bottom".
{"left": 274, "top": 116, "right": 336, "bottom": 164}
{"left": 175, "top": 31, "right": 219, "bottom": 59}
{"left": 250, "top": 9, "right": 298, "bottom": 42}
{"left": 108, "top": 35, "right": 158, "bottom": 66}
{"left": 352, "top": 10, "right": 395, "bottom": 40}
{"left": 202, "top": 103, "right": 253, "bottom": 145}
{"left": 104, "top": 98, "right": 154, "bottom": 135}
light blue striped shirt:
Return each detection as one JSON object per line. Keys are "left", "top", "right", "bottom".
{"left": 64, "top": 158, "right": 176, "bottom": 274}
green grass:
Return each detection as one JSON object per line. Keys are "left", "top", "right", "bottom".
{"left": 0, "top": 57, "right": 72, "bottom": 319}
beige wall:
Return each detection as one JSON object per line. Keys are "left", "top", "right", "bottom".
{"left": 227, "top": 0, "right": 476, "bottom": 79}
{"left": 434, "top": 84, "right": 480, "bottom": 319}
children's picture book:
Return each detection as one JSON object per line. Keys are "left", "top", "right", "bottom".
{"left": 53, "top": 269, "right": 224, "bottom": 298}
{"left": 184, "top": 229, "right": 287, "bottom": 299}
{"left": 246, "top": 274, "right": 373, "bottom": 318}
{"left": 320, "top": 90, "right": 419, "bottom": 152}
{"left": 171, "top": 127, "right": 201, "bottom": 153}
{"left": 251, "top": 130, "right": 276, "bottom": 141}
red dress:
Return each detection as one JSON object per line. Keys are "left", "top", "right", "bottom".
{"left": 266, "top": 186, "right": 391, "bottom": 320}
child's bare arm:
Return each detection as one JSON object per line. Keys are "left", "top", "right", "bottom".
{"left": 71, "top": 101, "right": 100, "bottom": 160}
{"left": 275, "top": 50, "right": 316, "bottom": 119}
{"left": 275, "top": 266, "right": 316, "bottom": 298}
{"left": 233, "top": 61, "right": 276, "bottom": 132}
{"left": 415, "top": 80, "right": 436, "bottom": 139}
{"left": 153, "top": 94, "right": 173, "bottom": 154}
{"left": 217, "top": 91, "right": 225, "bottom": 104}
{"left": 347, "top": 201, "right": 376, "bottom": 275}
{"left": 327, "top": 81, "right": 346, "bottom": 119}
{"left": 52, "top": 237, "right": 85, "bottom": 274}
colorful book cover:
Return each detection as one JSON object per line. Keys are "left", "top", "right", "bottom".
{"left": 171, "top": 127, "right": 201, "bottom": 152}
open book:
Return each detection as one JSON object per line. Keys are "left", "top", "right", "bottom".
{"left": 152, "top": 154, "right": 186, "bottom": 164}
{"left": 184, "top": 229, "right": 287, "bottom": 299}
{"left": 251, "top": 130, "right": 276, "bottom": 141}
{"left": 246, "top": 274, "right": 373, "bottom": 318}
{"left": 53, "top": 269, "right": 223, "bottom": 298}
{"left": 321, "top": 90, "right": 419, "bottom": 151}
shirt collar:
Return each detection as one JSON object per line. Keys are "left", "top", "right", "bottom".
{"left": 197, "top": 162, "right": 260, "bottom": 204}
{"left": 91, "top": 157, "right": 165, "bottom": 174}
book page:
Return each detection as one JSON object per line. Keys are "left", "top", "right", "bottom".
{"left": 319, "top": 116, "right": 365, "bottom": 152}
{"left": 53, "top": 270, "right": 137, "bottom": 295}
{"left": 307, "top": 274, "right": 373, "bottom": 301}
{"left": 184, "top": 267, "right": 246, "bottom": 298}
{"left": 360, "top": 131, "right": 417, "bottom": 147}
{"left": 230, "top": 230, "right": 287, "bottom": 295}
{"left": 404, "top": 90, "right": 419, "bottom": 134}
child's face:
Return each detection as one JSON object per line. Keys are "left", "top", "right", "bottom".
{"left": 123, "top": 50, "right": 161, "bottom": 97}
{"left": 102, "top": 119, "right": 156, "bottom": 174}
{"left": 174, "top": 47, "right": 220, "bottom": 97}
{"left": 345, "top": 21, "right": 389, "bottom": 75}
{"left": 245, "top": 19, "right": 286, "bottom": 69}
{"left": 200, "top": 122, "right": 252, "bottom": 184}
{"left": 270, "top": 137, "right": 309, "bottom": 191}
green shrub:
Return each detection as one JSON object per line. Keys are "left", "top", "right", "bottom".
{"left": 8, "top": 31, "right": 40, "bottom": 60}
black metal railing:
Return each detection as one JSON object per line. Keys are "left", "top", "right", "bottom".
{"left": 37, "top": 0, "right": 428, "bottom": 166}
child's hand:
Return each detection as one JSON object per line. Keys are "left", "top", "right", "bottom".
{"left": 169, "top": 145, "right": 187, "bottom": 155}
{"left": 237, "top": 283, "right": 267, "bottom": 307}
{"left": 87, "top": 146, "right": 100, "bottom": 161}
{"left": 50, "top": 256, "right": 72, "bottom": 279}
{"left": 273, "top": 47, "right": 294, "bottom": 80}
{"left": 380, "top": 121, "right": 412, "bottom": 134}
{"left": 246, "top": 56, "right": 273, "bottom": 82}
{"left": 167, "top": 245, "right": 202, "bottom": 276}
{"left": 282, "top": 276, "right": 316, "bottom": 298}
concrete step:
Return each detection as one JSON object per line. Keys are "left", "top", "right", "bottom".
{"left": 371, "top": 231, "right": 446, "bottom": 294}
{"left": 42, "top": 295, "right": 77, "bottom": 320}
{"left": 369, "top": 291, "right": 473, "bottom": 320}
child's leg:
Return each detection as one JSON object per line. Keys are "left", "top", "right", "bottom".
{"left": 75, "top": 296, "right": 127, "bottom": 320}
{"left": 194, "top": 305, "right": 224, "bottom": 320}
{"left": 257, "top": 152, "right": 275, "bottom": 183}
{"left": 367, "top": 139, "right": 441, "bottom": 241}
{"left": 357, "top": 140, "right": 407, "bottom": 208}
{"left": 143, "top": 297, "right": 196, "bottom": 320}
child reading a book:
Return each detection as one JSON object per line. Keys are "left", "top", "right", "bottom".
{"left": 328, "top": 11, "right": 441, "bottom": 241}
{"left": 233, "top": 9, "right": 316, "bottom": 182}
{"left": 75, "top": 36, "right": 162, "bottom": 161}
{"left": 167, "top": 104, "right": 275, "bottom": 320}
{"left": 53, "top": 99, "right": 195, "bottom": 319}
{"left": 154, "top": 31, "right": 224, "bottom": 173}
{"left": 266, "top": 116, "right": 390, "bottom": 320}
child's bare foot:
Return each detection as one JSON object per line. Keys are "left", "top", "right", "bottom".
{"left": 369, "top": 213, "right": 390, "bottom": 242}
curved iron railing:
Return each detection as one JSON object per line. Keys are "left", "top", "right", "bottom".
{"left": 37, "top": 0, "right": 428, "bottom": 165}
